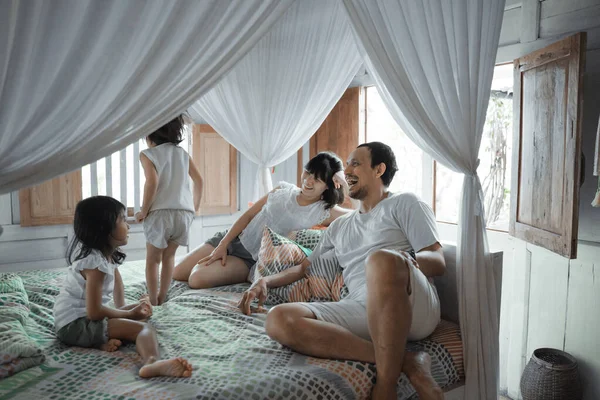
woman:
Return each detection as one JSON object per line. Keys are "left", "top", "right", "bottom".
{"left": 173, "top": 152, "right": 352, "bottom": 289}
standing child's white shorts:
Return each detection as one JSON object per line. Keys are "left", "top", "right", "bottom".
{"left": 143, "top": 209, "right": 194, "bottom": 249}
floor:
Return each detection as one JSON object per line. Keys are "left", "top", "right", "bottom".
{"left": 499, "top": 396, "right": 513, "bottom": 400}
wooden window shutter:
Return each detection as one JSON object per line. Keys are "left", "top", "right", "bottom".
{"left": 297, "top": 87, "right": 360, "bottom": 185}
{"left": 19, "top": 170, "right": 82, "bottom": 226}
{"left": 191, "top": 124, "right": 238, "bottom": 215}
{"left": 509, "top": 33, "right": 586, "bottom": 259}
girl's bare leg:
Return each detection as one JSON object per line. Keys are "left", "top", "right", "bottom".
{"left": 107, "top": 318, "right": 192, "bottom": 378}
{"left": 145, "top": 244, "right": 164, "bottom": 306}
{"left": 172, "top": 243, "right": 214, "bottom": 282}
{"left": 158, "top": 241, "right": 179, "bottom": 305}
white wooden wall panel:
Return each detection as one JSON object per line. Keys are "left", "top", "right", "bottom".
{"left": 540, "top": 0, "right": 600, "bottom": 19}
{"left": 505, "top": 0, "right": 522, "bottom": 10}
{"left": 524, "top": 244, "right": 569, "bottom": 361}
{"left": 0, "top": 237, "right": 67, "bottom": 264}
{"left": 499, "top": 8, "right": 522, "bottom": 46}
{"left": 564, "top": 260, "right": 600, "bottom": 400}
{"left": 539, "top": 5, "right": 600, "bottom": 38}
{"left": 0, "top": 194, "right": 11, "bottom": 226}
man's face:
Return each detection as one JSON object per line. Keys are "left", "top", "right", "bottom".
{"left": 344, "top": 147, "right": 379, "bottom": 200}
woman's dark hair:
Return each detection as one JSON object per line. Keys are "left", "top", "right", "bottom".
{"left": 358, "top": 142, "right": 398, "bottom": 187}
{"left": 66, "top": 196, "right": 127, "bottom": 265}
{"left": 147, "top": 114, "right": 186, "bottom": 146}
{"left": 304, "top": 152, "right": 345, "bottom": 209}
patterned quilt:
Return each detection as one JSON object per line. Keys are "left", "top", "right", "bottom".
{"left": 0, "top": 260, "right": 464, "bottom": 399}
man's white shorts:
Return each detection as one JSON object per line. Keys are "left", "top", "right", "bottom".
{"left": 300, "top": 250, "right": 441, "bottom": 341}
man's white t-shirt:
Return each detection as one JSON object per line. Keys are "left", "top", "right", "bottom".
{"left": 308, "top": 192, "right": 439, "bottom": 301}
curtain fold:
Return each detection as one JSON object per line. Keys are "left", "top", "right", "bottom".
{"left": 341, "top": 1, "right": 505, "bottom": 398}
{"left": 190, "top": 0, "right": 362, "bottom": 199}
{"left": 0, "top": 0, "right": 293, "bottom": 194}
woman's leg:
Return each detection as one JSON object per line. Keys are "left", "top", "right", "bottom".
{"left": 188, "top": 257, "right": 250, "bottom": 289}
{"left": 158, "top": 241, "right": 179, "bottom": 305}
{"left": 172, "top": 243, "right": 214, "bottom": 282}
{"left": 146, "top": 244, "right": 164, "bottom": 306}
{"left": 107, "top": 318, "right": 192, "bottom": 378}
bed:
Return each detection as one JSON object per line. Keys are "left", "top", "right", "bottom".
{"left": 0, "top": 243, "right": 498, "bottom": 399}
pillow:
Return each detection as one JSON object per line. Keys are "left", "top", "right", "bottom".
{"left": 252, "top": 227, "right": 349, "bottom": 305}
{"left": 286, "top": 229, "right": 324, "bottom": 251}
{"left": 251, "top": 227, "right": 312, "bottom": 305}
{"left": 305, "top": 250, "right": 348, "bottom": 302}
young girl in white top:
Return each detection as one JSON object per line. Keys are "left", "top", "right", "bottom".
{"left": 54, "top": 196, "right": 192, "bottom": 378}
{"left": 135, "top": 114, "right": 204, "bottom": 306}
{"left": 173, "top": 152, "right": 351, "bottom": 289}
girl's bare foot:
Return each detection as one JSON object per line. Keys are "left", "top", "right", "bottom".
{"left": 157, "top": 292, "right": 167, "bottom": 305}
{"left": 100, "top": 339, "right": 122, "bottom": 352}
{"left": 139, "top": 357, "right": 193, "bottom": 378}
{"left": 403, "top": 352, "right": 443, "bottom": 400}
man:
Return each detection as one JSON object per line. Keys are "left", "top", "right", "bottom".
{"left": 239, "top": 142, "right": 445, "bottom": 400}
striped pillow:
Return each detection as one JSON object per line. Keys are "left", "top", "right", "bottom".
{"left": 306, "top": 250, "right": 348, "bottom": 302}
{"left": 253, "top": 227, "right": 348, "bottom": 304}
{"left": 251, "top": 227, "right": 311, "bottom": 305}
{"left": 286, "top": 229, "right": 324, "bottom": 251}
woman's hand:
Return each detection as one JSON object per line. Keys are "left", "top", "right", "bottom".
{"left": 197, "top": 244, "right": 229, "bottom": 267}
{"left": 238, "top": 278, "right": 268, "bottom": 315}
{"left": 332, "top": 171, "right": 347, "bottom": 190}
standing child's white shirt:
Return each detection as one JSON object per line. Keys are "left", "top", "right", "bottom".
{"left": 53, "top": 250, "right": 117, "bottom": 332}
{"left": 141, "top": 143, "right": 194, "bottom": 212}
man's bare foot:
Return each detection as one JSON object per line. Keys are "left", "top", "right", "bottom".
{"left": 403, "top": 351, "right": 443, "bottom": 400}
{"left": 100, "top": 339, "right": 122, "bottom": 352}
{"left": 139, "top": 357, "right": 192, "bottom": 378}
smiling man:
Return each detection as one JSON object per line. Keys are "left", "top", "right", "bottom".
{"left": 239, "top": 142, "right": 445, "bottom": 400}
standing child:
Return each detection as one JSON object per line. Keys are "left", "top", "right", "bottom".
{"left": 54, "top": 196, "right": 192, "bottom": 378}
{"left": 135, "top": 114, "right": 203, "bottom": 305}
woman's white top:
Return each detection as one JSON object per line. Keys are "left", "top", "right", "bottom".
{"left": 239, "top": 181, "right": 331, "bottom": 259}
{"left": 53, "top": 250, "right": 117, "bottom": 331}
{"left": 141, "top": 143, "right": 194, "bottom": 212}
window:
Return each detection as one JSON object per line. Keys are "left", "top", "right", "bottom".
{"left": 81, "top": 126, "right": 191, "bottom": 211}
{"left": 365, "top": 64, "right": 514, "bottom": 231}
{"left": 436, "top": 64, "right": 513, "bottom": 230}
{"left": 365, "top": 86, "right": 430, "bottom": 205}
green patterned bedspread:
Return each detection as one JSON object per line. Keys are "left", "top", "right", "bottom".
{"left": 0, "top": 260, "right": 461, "bottom": 399}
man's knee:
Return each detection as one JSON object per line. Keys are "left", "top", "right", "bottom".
{"left": 366, "top": 249, "right": 410, "bottom": 286}
{"left": 265, "top": 305, "right": 301, "bottom": 345}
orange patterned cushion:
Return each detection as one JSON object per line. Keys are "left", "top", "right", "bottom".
{"left": 251, "top": 227, "right": 312, "bottom": 304}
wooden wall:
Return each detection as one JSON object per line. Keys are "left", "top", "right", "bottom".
{"left": 493, "top": 1, "right": 600, "bottom": 396}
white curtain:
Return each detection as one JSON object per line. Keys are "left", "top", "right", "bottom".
{"left": 190, "top": 0, "right": 362, "bottom": 199}
{"left": 0, "top": 0, "right": 293, "bottom": 194}
{"left": 341, "top": 1, "right": 505, "bottom": 398}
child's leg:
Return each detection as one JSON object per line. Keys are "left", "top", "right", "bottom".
{"left": 158, "top": 241, "right": 179, "bottom": 305}
{"left": 146, "top": 243, "right": 164, "bottom": 306}
{"left": 107, "top": 318, "right": 192, "bottom": 378}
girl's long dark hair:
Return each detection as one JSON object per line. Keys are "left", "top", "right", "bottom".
{"left": 304, "top": 152, "right": 345, "bottom": 209}
{"left": 66, "top": 196, "right": 126, "bottom": 265}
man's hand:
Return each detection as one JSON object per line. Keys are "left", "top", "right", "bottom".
{"left": 238, "top": 278, "right": 268, "bottom": 315}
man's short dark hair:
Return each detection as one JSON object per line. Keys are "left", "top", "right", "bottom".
{"left": 358, "top": 142, "right": 398, "bottom": 187}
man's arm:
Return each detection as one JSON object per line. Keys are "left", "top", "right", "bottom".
{"left": 414, "top": 242, "right": 445, "bottom": 278}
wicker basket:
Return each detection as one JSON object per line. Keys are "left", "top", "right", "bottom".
{"left": 520, "top": 348, "right": 582, "bottom": 400}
